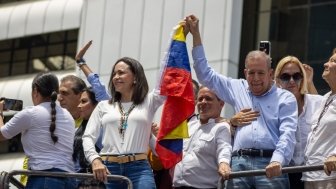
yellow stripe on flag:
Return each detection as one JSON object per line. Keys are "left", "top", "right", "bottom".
{"left": 173, "top": 25, "right": 186, "bottom": 42}
{"left": 163, "top": 120, "right": 189, "bottom": 139}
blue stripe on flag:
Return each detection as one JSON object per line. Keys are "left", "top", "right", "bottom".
{"left": 166, "top": 40, "right": 190, "bottom": 71}
{"left": 158, "top": 139, "right": 183, "bottom": 154}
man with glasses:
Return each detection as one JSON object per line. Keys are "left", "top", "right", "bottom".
{"left": 184, "top": 14, "right": 298, "bottom": 189}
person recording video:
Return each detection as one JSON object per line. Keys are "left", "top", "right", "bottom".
{"left": 0, "top": 72, "right": 75, "bottom": 189}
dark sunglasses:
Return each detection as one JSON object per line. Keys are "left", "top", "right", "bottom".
{"left": 279, "top": 72, "right": 303, "bottom": 82}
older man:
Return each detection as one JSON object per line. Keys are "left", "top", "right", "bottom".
{"left": 173, "top": 86, "right": 232, "bottom": 189}
{"left": 185, "top": 15, "right": 298, "bottom": 189}
{"left": 58, "top": 75, "right": 86, "bottom": 126}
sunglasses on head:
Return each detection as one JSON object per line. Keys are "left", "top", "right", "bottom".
{"left": 279, "top": 72, "right": 303, "bottom": 82}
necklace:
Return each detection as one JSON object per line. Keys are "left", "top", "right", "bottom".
{"left": 117, "top": 101, "right": 136, "bottom": 143}
{"left": 312, "top": 93, "right": 336, "bottom": 133}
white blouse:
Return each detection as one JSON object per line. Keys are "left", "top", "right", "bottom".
{"left": 1, "top": 102, "right": 75, "bottom": 172}
{"left": 83, "top": 90, "right": 165, "bottom": 163}
{"left": 303, "top": 92, "right": 336, "bottom": 181}
{"left": 291, "top": 94, "right": 323, "bottom": 165}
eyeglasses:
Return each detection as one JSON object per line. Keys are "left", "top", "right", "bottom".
{"left": 279, "top": 72, "right": 303, "bottom": 83}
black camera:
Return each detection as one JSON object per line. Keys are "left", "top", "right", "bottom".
{"left": 259, "top": 41, "right": 271, "bottom": 56}
{"left": 1, "top": 98, "right": 23, "bottom": 111}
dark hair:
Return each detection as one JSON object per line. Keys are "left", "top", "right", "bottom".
{"left": 72, "top": 120, "right": 88, "bottom": 169}
{"left": 198, "top": 85, "right": 222, "bottom": 101}
{"left": 108, "top": 57, "right": 149, "bottom": 105}
{"left": 83, "top": 87, "right": 98, "bottom": 106}
{"left": 73, "top": 87, "right": 98, "bottom": 168}
{"left": 32, "top": 72, "right": 59, "bottom": 143}
{"left": 60, "top": 75, "right": 86, "bottom": 95}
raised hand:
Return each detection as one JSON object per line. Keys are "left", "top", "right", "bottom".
{"left": 303, "top": 63, "right": 319, "bottom": 94}
{"left": 185, "top": 15, "right": 199, "bottom": 36}
{"left": 303, "top": 64, "right": 314, "bottom": 83}
{"left": 178, "top": 20, "right": 189, "bottom": 38}
{"left": 75, "top": 40, "right": 93, "bottom": 62}
{"left": 184, "top": 15, "right": 202, "bottom": 47}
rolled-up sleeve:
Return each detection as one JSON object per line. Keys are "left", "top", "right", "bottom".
{"left": 216, "top": 123, "right": 232, "bottom": 165}
{"left": 87, "top": 73, "right": 111, "bottom": 101}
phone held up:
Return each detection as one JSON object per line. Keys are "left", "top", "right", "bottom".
{"left": 259, "top": 41, "right": 271, "bottom": 57}
{"left": 0, "top": 98, "right": 23, "bottom": 111}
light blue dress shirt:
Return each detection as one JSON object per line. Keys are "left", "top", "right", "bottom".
{"left": 87, "top": 73, "right": 111, "bottom": 101}
{"left": 192, "top": 45, "right": 298, "bottom": 165}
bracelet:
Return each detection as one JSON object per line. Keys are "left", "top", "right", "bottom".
{"left": 76, "top": 57, "right": 85, "bottom": 63}
{"left": 76, "top": 58, "right": 86, "bottom": 67}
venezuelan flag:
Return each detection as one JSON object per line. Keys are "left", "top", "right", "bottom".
{"left": 156, "top": 24, "right": 195, "bottom": 169}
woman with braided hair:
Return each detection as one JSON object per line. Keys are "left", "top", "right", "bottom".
{"left": 0, "top": 72, "right": 75, "bottom": 189}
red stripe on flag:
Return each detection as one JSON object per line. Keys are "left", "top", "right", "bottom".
{"left": 156, "top": 141, "right": 182, "bottom": 168}
{"left": 156, "top": 68, "right": 194, "bottom": 168}
{"left": 156, "top": 25, "right": 194, "bottom": 169}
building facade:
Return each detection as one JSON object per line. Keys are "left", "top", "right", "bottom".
{"left": 0, "top": 0, "right": 242, "bottom": 114}
{"left": 0, "top": 0, "right": 242, "bottom": 161}
{"left": 1, "top": 0, "right": 335, "bottom": 171}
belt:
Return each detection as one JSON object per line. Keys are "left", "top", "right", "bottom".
{"left": 101, "top": 153, "right": 147, "bottom": 164}
{"left": 232, "top": 149, "right": 274, "bottom": 157}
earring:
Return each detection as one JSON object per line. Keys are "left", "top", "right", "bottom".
{"left": 133, "top": 80, "right": 136, "bottom": 84}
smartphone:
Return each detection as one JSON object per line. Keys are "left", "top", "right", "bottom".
{"left": 259, "top": 41, "right": 271, "bottom": 56}
{"left": 1, "top": 98, "right": 23, "bottom": 111}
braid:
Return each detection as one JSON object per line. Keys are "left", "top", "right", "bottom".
{"left": 50, "top": 91, "right": 58, "bottom": 143}
{"left": 32, "top": 72, "right": 60, "bottom": 144}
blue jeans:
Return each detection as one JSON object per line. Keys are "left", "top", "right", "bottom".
{"left": 25, "top": 168, "right": 74, "bottom": 189}
{"left": 104, "top": 160, "right": 156, "bottom": 189}
{"left": 227, "top": 156, "right": 289, "bottom": 189}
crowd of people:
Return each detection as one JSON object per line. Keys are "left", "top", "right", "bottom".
{"left": 0, "top": 14, "right": 335, "bottom": 189}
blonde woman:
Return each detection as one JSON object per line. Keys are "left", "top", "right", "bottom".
{"left": 274, "top": 56, "right": 323, "bottom": 189}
